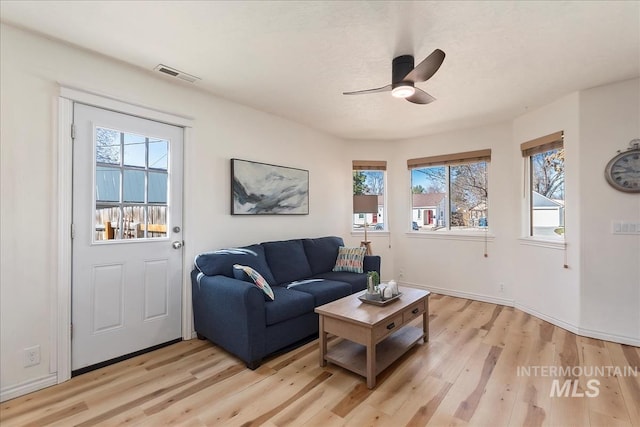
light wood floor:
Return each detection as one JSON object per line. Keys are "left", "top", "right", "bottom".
{"left": 2, "top": 294, "right": 639, "bottom": 426}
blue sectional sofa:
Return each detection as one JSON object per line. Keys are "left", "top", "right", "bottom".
{"left": 191, "top": 236, "right": 381, "bottom": 369}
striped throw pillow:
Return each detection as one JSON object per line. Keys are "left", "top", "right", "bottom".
{"left": 332, "top": 246, "right": 366, "bottom": 273}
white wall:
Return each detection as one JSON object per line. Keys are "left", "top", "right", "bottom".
{"left": 512, "top": 93, "right": 582, "bottom": 329}
{"left": 376, "top": 123, "right": 517, "bottom": 305}
{"left": 578, "top": 78, "right": 640, "bottom": 342}
{"left": 0, "top": 24, "right": 352, "bottom": 399}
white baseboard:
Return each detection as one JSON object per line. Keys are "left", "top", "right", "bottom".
{"left": 401, "top": 281, "right": 515, "bottom": 307}
{"left": 514, "top": 302, "right": 580, "bottom": 335}
{"left": 402, "top": 281, "right": 639, "bottom": 348}
{"left": 577, "top": 326, "right": 640, "bottom": 347}
{"left": 0, "top": 373, "right": 57, "bottom": 403}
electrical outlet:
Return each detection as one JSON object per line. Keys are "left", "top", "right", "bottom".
{"left": 24, "top": 345, "right": 41, "bottom": 367}
{"left": 499, "top": 283, "right": 505, "bottom": 293}
{"left": 399, "top": 269, "right": 404, "bottom": 278}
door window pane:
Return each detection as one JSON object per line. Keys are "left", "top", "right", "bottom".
{"left": 148, "top": 172, "right": 168, "bottom": 203}
{"left": 123, "top": 133, "right": 146, "bottom": 167}
{"left": 95, "top": 206, "right": 120, "bottom": 241}
{"left": 146, "top": 206, "right": 167, "bottom": 238}
{"left": 149, "top": 139, "right": 168, "bottom": 170}
{"left": 95, "top": 127, "right": 121, "bottom": 165}
{"left": 121, "top": 206, "right": 145, "bottom": 239}
{"left": 123, "top": 170, "right": 145, "bottom": 203}
{"left": 96, "top": 166, "right": 120, "bottom": 202}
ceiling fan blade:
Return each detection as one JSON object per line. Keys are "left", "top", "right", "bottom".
{"left": 404, "top": 49, "right": 445, "bottom": 83}
{"left": 406, "top": 88, "right": 436, "bottom": 105}
{"left": 343, "top": 84, "right": 392, "bottom": 95}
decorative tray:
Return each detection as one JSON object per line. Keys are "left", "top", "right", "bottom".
{"left": 358, "top": 291, "right": 402, "bottom": 306}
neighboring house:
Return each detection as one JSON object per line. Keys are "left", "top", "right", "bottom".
{"left": 412, "top": 193, "right": 445, "bottom": 228}
{"left": 532, "top": 191, "right": 564, "bottom": 226}
{"left": 470, "top": 201, "right": 488, "bottom": 227}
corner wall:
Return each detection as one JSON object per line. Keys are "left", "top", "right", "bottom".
{"left": 578, "top": 78, "right": 640, "bottom": 342}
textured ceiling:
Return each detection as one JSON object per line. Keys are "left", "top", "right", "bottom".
{"left": 1, "top": 1, "right": 639, "bottom": 140}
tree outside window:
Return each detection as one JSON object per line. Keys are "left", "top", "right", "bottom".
{"left": 410, "top": 160, "right": 488, "bottom": 231}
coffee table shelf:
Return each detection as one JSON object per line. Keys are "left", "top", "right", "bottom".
{"left": 325, "top": 326, "right": 425, "bottom": 377}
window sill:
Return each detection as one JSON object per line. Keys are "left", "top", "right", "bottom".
{"left": 351, "top": 231, "right": 390, "bottom": 238}
{"left": 405, "top": 231, "right": 495, "bottom": 242}
{"left": 518, "top": 237, "right": 565, "bottom": 250}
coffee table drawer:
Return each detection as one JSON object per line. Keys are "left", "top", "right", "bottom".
{"left": 373, "top": 313, "right": 403, "bottom": 341}
{"left": 403, "top": 300, "right": 426, "bottom": 323}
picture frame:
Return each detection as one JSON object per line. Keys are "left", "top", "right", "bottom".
{"left": 231, "top": 158, "right": 309, "bottom": 215}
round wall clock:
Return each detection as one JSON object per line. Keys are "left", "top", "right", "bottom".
{"left": 604, "top": 139, "right": 640, "bottom": 193}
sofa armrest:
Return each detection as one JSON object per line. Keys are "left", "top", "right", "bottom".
{"left": 363, "top": 255, "right": 381, "bottom": 277}
{"left": 191, "top": 271, "right": 266, "bottom": 366}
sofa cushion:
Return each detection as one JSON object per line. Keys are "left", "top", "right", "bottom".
{"left": 332, "top": 246, "right": 366, "bottom": 273}
{"left": 265, "top": 287, "right": 315, "bottom": 326}
{"left": 303, "top": 236, "right": 344, "bottom": 275}
{"left": 232, "top": 264, "right": 275, "bottom": 301}
{"left": 285, "top": 279, "right": 352, "bottom": 306}
{"left": 194, "top": 245, "right": 276, "bottom": 284}
{"left": 262, "top": 239, "right": 313, "bottom": 284}
{"left": 314, "top": 271, "right": 368, "bottom": 294}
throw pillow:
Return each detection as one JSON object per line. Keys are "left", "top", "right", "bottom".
{"left": 233, "top": 264, "right": 275, "bottom": 301}
{"left": 193, "top": 244, "right": 276, "bottom": 285}
{"left": 332, "top": 246, "right": 366, "bottom": 273}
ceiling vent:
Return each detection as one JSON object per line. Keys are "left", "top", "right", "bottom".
{"left": 154, "top": 64, "right": 200, "bottom": 83}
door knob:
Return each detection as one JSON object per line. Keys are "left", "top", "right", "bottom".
{"left": 172, "top": 241, "right": 183, "bottom": 249}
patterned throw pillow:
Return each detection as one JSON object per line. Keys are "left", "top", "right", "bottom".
{"left": 233, "top": 264, "right": 275, "bottom": 301}
{"left": 332, "top": 246, "right": 366, "bottom": 273}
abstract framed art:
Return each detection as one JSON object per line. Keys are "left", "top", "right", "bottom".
{"left": 231, "top": 159, "right": 309, "bottom": 215}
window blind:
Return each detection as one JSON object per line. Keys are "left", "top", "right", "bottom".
{"left": 352, "top": 160, "right": 387, "bottom": 171}
{"left": 407, "top": 149, "right": 491, "bottom": 169}
{"left": 520, "top": 131, "right": 564, "bottom": 157}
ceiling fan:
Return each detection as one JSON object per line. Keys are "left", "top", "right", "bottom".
{"left": 343, "top": 49, "right": 445, "bottom": 104}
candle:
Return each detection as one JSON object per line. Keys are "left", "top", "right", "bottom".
{"left": 389, "top": 280, "right": 398, "bottom": 296}
{"left": 383, "top": 286, "right": 393, "bottom": 299}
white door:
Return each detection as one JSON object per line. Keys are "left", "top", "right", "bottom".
{"left": 72, "top": 103, "right": 183, "bottom": 371}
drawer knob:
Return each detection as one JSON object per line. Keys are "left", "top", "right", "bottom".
{"left": 387, "top": 322, "right": 395, "bottom": 330}
{"left": 412, "top": 308, "right": 419, "bottom": 314}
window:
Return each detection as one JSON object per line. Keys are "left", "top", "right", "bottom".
{"left": 352, "top": 161, "right": 386, "bottom": 232}
{"left": 95, "top": 127, "right": 169, "bottom": 241}
{"left": 408, "top": 150, "right": 490, "bottom": 232}
{"left": 521, "top": 131, "right": 565, "bottom": 239}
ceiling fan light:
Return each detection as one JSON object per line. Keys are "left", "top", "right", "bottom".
{"left": 391, "top": 85, "right": 415, "bottom": 99}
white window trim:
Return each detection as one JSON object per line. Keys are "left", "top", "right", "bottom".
{"left": 522, "top": 148, "right": 566, "bottom": 243}
{"left": 518, "top": 237, "right": 566, "bottom": 250}
{"left": 352, "top": 169, "right": 388, "bottom": 233}
{"left": 406, "top": 230, "right": 495, "bottom": 242}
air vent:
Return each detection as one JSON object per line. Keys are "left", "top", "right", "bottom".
{"left": 154, "top": 64, "right": 200, "bottom": 83}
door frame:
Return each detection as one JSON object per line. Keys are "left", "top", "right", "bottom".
{"left": 56, "top": 87, "right": 193, "bottom": 383}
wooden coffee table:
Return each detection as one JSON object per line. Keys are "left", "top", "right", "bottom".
{"left": 315, "top": 287, "right": 430, "bottom": 388}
